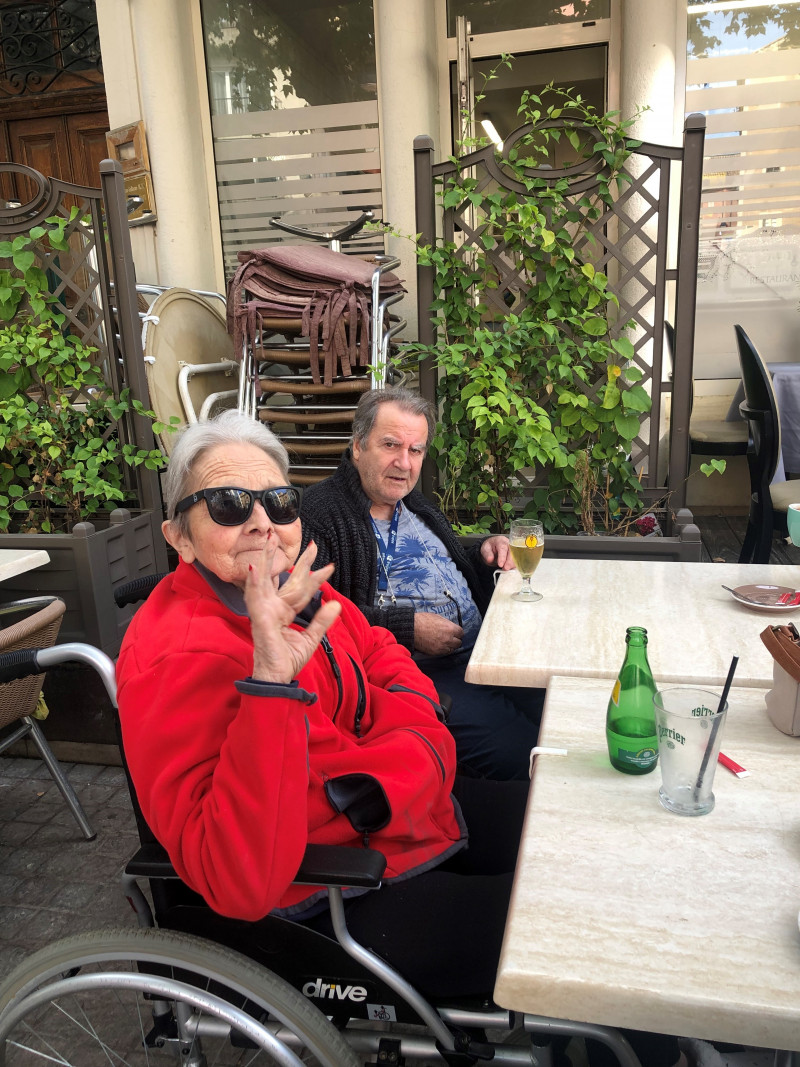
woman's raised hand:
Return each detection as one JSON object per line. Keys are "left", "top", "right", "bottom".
{"left": 245, "top": 535, "right": 341, "bottom": 684}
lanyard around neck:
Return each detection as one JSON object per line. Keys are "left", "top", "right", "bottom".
{"left": 371, "top": 502, "right": 401, "bottom": 594}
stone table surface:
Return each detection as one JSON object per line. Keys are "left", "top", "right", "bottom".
{"left": 466, "top": 559, "right": 800, "bottom": 690}
{"left": 0, "top": 548, "right": 49, "bottom": 584}
{"left": 495, "top": 675, "right": 800, "bottom": 1051}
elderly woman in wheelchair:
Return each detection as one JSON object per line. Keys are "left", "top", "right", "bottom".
{"left": 116, "top": 411, "right": 527, "bottom": 1000}
{"left": 0, "top": 411, "right": 687, "bottom": 1067}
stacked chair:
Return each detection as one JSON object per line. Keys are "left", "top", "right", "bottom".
{"left": 227, "top": 214, "right": 407, "bottom": 486}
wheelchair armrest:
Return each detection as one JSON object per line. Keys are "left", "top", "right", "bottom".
{"left": 295, "top": 843, "right": 387, "bottom": 888}
{"left": 126, "top": 841, "right": 387, "bottom": 890}
{"left": 126, "top": 842, "right": 178, "bottom": 879}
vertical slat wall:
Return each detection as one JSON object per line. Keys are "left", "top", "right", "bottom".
{"left": 211, "top": 100, "right": 384, "bottom": 275}
{"left": 687, "top": 47, "right": 800, "bottom": 238}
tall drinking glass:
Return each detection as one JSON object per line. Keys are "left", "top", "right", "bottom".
{"left": 509, "top": 520, "right": 545, "bottom": 603}
{"left": 787, "top": 503, "right": 800, "bottom": 547}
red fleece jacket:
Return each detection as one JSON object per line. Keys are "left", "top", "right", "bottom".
{"left": 116, "top": 562, "right": 466, "bottom": 920}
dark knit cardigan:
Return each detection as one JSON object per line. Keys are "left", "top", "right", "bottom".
{"left": 300, "top": 454, "right": 495, "bottom": 651}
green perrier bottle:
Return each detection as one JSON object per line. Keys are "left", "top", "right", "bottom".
{"left": 605, "top": 626, "right": 658, "bottom": 775}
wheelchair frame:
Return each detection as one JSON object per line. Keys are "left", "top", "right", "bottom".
{"left": 0, "top": 640, "right": 646, "bottom": 1067}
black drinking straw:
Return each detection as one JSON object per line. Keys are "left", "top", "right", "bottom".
{"left": 694, "top": 654, "right": 739, "bottom": 800}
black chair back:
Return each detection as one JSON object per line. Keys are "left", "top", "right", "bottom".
{"left": 735, "top": 324, "right": 781, "bottom": 484}
{"left": 734, "top": 324, "right": 785, "bottom": 563}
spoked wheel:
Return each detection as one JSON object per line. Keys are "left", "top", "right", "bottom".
{"left": 0, "top": 927, "right": 360, "bottom": 1067}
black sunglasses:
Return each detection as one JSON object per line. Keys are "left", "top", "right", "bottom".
{"left": 174, "top": 486, "right": 302, "bottom": 527}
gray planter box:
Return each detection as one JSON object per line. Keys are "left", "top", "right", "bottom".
{"left": 0, "top": 508, "right": 167, "bottom": 656}
{"left": 462, "top": 509, "right": 703, "bottom": 563}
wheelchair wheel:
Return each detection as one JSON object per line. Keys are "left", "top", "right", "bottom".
{"left": 0, "top": 926, "right": 360, "bottom": 1067}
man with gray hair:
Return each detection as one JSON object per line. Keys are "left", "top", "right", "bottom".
{"left": 300, "top": 387, "right": 542, "bottom": 780}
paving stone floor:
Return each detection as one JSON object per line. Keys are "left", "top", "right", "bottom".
{"left": 0, "top": 756, "right": 139, "bottom": 981}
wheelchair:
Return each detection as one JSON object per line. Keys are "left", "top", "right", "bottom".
{"left": 0, "top": 634, "right": 646, "bottom": 1067}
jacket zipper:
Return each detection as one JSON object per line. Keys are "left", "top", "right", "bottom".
{"left": 347, "top": 653, "right": 367, "bottom": 738}
{"left": 388, "top": 684, "right": 446, "bottom": 721}
{"left": 320, "top": 636, "right": 343, "bottom": 719}
{"left": 403, "top": 728, "right": 446, "bottom": 783}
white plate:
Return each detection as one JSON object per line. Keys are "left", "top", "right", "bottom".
{"left": 729, "top": 584, "right": 800, "bottom": 613}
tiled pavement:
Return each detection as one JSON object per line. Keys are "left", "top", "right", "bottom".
{"left": 0, "top": 755, "right": 139, "bottom": 982}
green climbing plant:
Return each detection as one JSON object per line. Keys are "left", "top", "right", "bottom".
{"left": 405, "top": 78, "right": 668, "bottom": 535}
{"left": 0, "top": 212, "right": 174, "bottom": 533}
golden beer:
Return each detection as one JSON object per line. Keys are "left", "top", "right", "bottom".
{"left": 508, "top": 520, "right": 545, "bottom": 602}
{"left": 509, "top": 540, "right": 544, "bottom": 577}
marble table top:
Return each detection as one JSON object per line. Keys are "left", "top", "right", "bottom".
{"left": 465, "top": 559, "right": 798, "bottom": 690}
{"left": 495, "top": 675, "right": 800, "bottom": 1051}
{"left": 0, "top": 548, "right": 50, "bottom": 583}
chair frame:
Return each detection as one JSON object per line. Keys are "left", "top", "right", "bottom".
{"left": 664, "top": 321, "right": 749, "bottom": 460}
{"left": 0, "top": 597, "right": 94, "bottom": 840}
{"left": 735, "top": 324, "right": 785, "bottom": 565}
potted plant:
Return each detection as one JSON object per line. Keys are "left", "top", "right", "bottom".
{"left": 0, "top": 214, "right": 172, "bottom": 655}
{"left": 405, "top": 78, "right": 720, "bottom": 559}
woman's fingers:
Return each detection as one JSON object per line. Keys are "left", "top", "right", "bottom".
{"left": 279, "top": 541, "right": 335, "bottom": 610}
{"left": 292, "top": 539, "right": 318, "bottom": 574}
{"left": 303, "top": 598, "right": 342, "bottom": 647}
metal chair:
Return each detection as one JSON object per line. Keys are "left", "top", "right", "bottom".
{"left": 664, "top": 321, "right": 749, "bottom": 458}
{"left": 0, "top": 597, "right": 95, "bottom": 840}
{"left": 735, "top": 324, "right": 800, "bottom": 564}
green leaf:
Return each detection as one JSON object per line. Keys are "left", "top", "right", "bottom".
{"left": 612, "top": 337, "right": 635, "bottom": 361}
{"left": 700, "top": 459, "right": 727, "bottom": 476}
{"left": 622, "top": 384, "right": 652, "bottom": 413}
{"left": 560, "top": 408, "right": 582, "bottom": 427}
{"left": 12, "top": 250, "right": 35, "bottom": 274}
{"left": 582, "top": 316, "right": 608, "bottom": 337}
{"left": 614, "top": 412, "right": 641, "bottom": 440}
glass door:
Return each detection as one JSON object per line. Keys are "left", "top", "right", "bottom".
{"left": 446, "top": 4, "right": 617, "bottom": 155}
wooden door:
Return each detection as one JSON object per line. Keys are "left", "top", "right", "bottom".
{"left": 6, "top": 109, "right": 109, "bottom": 200}
{"left": 66, "top": 111, "right": 111, "bottom": 189}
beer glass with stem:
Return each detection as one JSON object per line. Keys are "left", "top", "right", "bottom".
{"left": 508, "top": 519, "right": 545, "bottom": 603}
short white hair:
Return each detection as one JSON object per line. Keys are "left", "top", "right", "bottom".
{"left": 163, "top": 411, "right": 290, "bottom": 533}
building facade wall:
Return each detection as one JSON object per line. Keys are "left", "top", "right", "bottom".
{"left": 96, "top": 0, "right": 224, "bottom": 293}
{"left": 95, "top": 0, "right": 684, "bottom": 321}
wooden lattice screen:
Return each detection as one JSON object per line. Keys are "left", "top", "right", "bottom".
{"left": 414, "top": 113, "right": 706, "bottom": 515}
{"left": 0, "top": 158, "right": 162, "bottom": 517}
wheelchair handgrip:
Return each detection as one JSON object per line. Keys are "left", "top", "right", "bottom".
{"left": 0, "top": 648, "right": 42, "bottom": 683}
{"left": 114, "top": 572, "right": 168, "bottom": 608}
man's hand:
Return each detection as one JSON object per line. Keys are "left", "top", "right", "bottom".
{"left": 480, "top": 534, "right": 513, "bottom": 570}
{"left": 246, "top": 536, "right": 341, "bottom": 684}
{"left": 414, "top": 612, "right": 464, "bottom": 656}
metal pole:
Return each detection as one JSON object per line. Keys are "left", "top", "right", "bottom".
{"left": 99, "top": 158, "right": 159, "bottom": 514}
{"left": 669, "top": 113, "right": 706, "bottom": 509}
{"left": 414, "top": 134, "right": 436, "bottom": 498}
